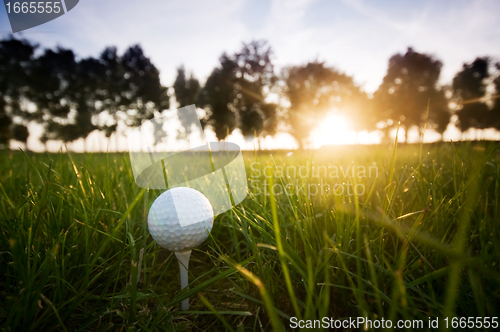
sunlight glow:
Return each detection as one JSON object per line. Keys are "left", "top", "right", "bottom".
{"left": 311, "top": 114, "right": 358, "bottom": 147}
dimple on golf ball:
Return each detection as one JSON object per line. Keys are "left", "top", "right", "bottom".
{"left": 148, "top": 187, "right": 214, "bottom": 251}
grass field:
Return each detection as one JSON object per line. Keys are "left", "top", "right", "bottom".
{"left": 1, "top": 140, "right": 499, "bottom": 331}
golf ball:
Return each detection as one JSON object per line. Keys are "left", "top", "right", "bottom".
{"left": 148, "top": 187, "right": 214, "bottom": 251}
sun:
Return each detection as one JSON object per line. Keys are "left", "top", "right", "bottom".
{"left": 311, "top": 114, "right": 357, "bottom": 147}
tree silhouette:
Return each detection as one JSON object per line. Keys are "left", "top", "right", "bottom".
{"left": 0, "top": 37, "right": 37, "bottom": 149}
{"left": 174, "top": 66, "right": 201, "bottom": 108}
{"left": 0, "top": 108, "right": 11, "bottom": 148}
{"left": 173, "top": 66, "right": 201, "bottom": 140}
{"left": 452, "top": 57, "right": 492, "bottom": 134}
{"left": 31, "top": 47, "right": 96, "bottom": 146}
{"left": 233, "top": 41, "right": 278, "bottom": 139}
{"left": 0, "top": 37, "right": 169, "bottom": 150}
{"left": 281, "top": 61, "right": 365, "bottom": 149}
{"left": 3, "top": 35, "right": 500, "bottom": 150}
{"left": 119, "top": 45, "right": 169, "bottom": 127}
{"left": 199, "top": 41, "right": 278, "bottom": 141}
{"left": 493, "top": 62, "right": 500, "bottom": 130}
{"left": 198, "top": 54, "right": 238, "bottom": 140}
{"left": 31, "top": 44, "right": 168, "bottom": 149}
{"left": 10, "top": 123, "right": 29, "bottom": 147}
{"left": 374, "top": 48, "right": 450, "bottom": 142}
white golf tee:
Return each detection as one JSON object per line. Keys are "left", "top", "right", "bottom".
{"left": 175, "top": 250, "right": 191, "bottom": 311}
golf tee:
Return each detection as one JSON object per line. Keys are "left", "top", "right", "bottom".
{"left": 175, "top": 250, "right": 191, "bottom": 311}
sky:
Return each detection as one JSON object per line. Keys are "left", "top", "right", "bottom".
{"left": 2, "top": 0, "right": 500, "bottom": 150}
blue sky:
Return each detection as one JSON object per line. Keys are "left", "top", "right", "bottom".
{"left": 2, "top": 0, "right": 499, "bottom": 93}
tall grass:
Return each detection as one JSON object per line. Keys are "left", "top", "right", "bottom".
{"left": 0, "top": 142, "right": 499, "bottom": 330}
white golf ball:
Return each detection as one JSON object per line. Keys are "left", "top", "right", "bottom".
{"left": 148, "top": 187, "right": 214, "bottom": 251}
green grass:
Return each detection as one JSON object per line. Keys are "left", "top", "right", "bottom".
{"left": 0, "top": 141, "right": 499, "bottom": 331}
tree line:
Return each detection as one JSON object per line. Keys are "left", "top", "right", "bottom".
{"left": 0, "top": 37, "right": 499, "bottom": 150}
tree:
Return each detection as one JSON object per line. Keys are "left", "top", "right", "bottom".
{"left": 451, "top": 57, "right": 500, "bottom": 135}
{"left": 0, "top": 107, "right": 12, "bottom": 149}
{"left": 281, "top": 61, "right": 366, "bottom": 149}
{"left": 11, "top": 124, "right": 29, "bottom": 147}
{"left": 198, "top": 41, "right": 278, "bottom": 141}
{"left": 32, "top": 44, "right": 169, "bottom": 148}
{"left": 31, "top": 47, "right": 97, "bottom": 146}
{"left": 452, "top": 57, "right": 490, "bottom": 133}
{"left": 174, "top": 66, "right": 200, "bottom": 108}
{"left": 198, "top": 54, "right": 238, "bottom": 140}
{"left": 493, "top": 62, "right": 500, "bottom": 129}
{"left": 0, "top": 37, "right": 37, "bottom": 149}
{"left": 173, "top": 66, "right": 201, "bottom": 140}
{"left": 232, "top": 41, "right": 278, "bottom": 139}
{"left": 0, "top": 37, "right": 169, "bottom": 150}
{"left": 374, "top": 48, "right": 450, "bottom": 142}
{"left": 118, "top": 45, "right": 169, "bottom": 127}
